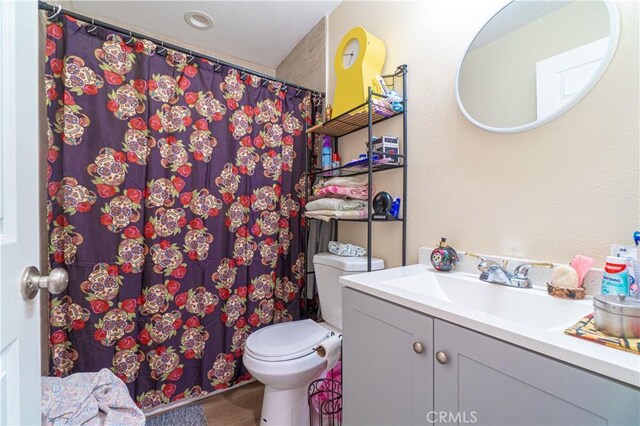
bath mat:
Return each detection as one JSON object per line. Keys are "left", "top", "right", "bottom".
{"left": 146, "top": 403, "right": 207, "bottom": 426}
{"left": 565, "top": 314, "right": 640, "bottom": 354}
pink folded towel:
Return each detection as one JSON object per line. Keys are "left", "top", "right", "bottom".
{"left": 315, "top": 185, "right": 372, "bottom": 200}
{"left": 570, "top": 255, "right": 595, "bottom": 287}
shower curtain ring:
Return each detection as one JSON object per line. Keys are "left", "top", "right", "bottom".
{"left": 87, "top": 18, "right": 98, "bottom": 35}
{"left": 214, "top": 63, "right": 222, "bottom": 72}
{"left": 125, "top": 30, "right": 135, "bottom": 45}
{"left": 157, "top": 42, "right": 166, "bottom": 56}
{"left": 240, "top": 71, "right": 247, "bottom": 79}
{"left": 295, "top": 89, "right": 302, "bottom": 97}
{"left": 187, "top": 50, "right": 195, "bottom": 63}
{"left": 47, "top": 5, "right": 62, "bottom": 20}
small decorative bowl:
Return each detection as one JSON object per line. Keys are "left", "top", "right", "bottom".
{"left": 547, "top": 282, "right": 586, "bottom": 300}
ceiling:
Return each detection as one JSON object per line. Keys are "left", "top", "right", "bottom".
{"left": 68, "top": 1, "right": 340, "bottom": 69}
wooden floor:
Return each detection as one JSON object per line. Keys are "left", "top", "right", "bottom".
{"left": 202, "top": 382, "right": 264, "bottom": 426}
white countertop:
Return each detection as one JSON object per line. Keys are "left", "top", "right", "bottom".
{"left": 340, "top": 264, "right": 640, "bottom": 388}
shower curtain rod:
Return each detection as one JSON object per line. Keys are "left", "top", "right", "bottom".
{"left": 38, "top": 1, "right": 325, "bottom": 98}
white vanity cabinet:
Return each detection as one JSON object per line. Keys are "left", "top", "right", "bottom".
{"left": 342, "top": 287, "right": 434, "bottom": 425}
{"left": 343, "top": 288, "right": 640, "bottom": 426}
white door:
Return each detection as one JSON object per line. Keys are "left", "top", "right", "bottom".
{"left": 0, "top": 1, "right": 42, "bottom": 425}
{"left": 536, "top": 37, "right": 610, "bottom": 120}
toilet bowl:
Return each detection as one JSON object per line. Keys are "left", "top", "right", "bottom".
{"left": 243, "top": 253, "right": 384, "bottom": 426}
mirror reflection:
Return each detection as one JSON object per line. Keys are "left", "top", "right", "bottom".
{"left": 457, "top": 0, "right": 617, "bottom": 132}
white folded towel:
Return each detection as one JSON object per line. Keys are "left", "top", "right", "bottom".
{"left": 306, "top": 198, "right": 367, "bottom": 212}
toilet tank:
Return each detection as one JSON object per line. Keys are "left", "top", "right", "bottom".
{"left": 313, "top": 252, "right": 384, "bottom": 330}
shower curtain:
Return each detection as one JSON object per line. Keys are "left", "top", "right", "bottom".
{"left": 45, "top": 15, "right": 317, "bottom": 410}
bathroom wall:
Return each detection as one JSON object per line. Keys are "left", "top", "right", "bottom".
{"left": 276, "top": 18, "right": 326, "bottom": 92}
{"left": 327, "top": 0, "right": 639, "bottom": 268}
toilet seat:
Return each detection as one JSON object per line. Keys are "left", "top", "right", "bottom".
{"left": 245, "top": 320, "right": 330, "bottom": 362}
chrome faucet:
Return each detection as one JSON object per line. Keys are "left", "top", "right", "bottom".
{"left": 479, "top": 262, "right": 533, "bottom": 288}
{"left": 466, "top": 253, "right": 553, "bottom": 289}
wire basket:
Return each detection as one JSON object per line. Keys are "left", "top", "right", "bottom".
{"left": 308, "top": 378, "right": 342, "bottom": 426}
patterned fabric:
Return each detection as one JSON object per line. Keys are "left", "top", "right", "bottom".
{"left": 45, "top": 15, "right": 317, "bottom": 410}
{"left": 41, "top": 368, "right": 145, "bottom": 425}
{"left": 328, "top": 241, "right": 366, "bottom": 257}
{"left": 565, "top": 314, "right": 640, "bottom": 354}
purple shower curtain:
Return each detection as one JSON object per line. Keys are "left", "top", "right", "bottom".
{"left": 45, "top": 15, "right": 316, "bottom": 409}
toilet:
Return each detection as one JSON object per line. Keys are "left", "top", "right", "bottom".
{"left": 243, "top": 252, "right": 384, "bottom": 425}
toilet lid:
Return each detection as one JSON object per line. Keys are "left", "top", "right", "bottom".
{"left": 245, "top": 320, "right": 330, "bottom": 361}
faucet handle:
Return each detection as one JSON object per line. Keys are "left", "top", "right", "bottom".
{"left": 513, "top": 261, "right": 554, "bottom": 278}
{"left": 466, "top": 253, "right": 500, "bottom": 273}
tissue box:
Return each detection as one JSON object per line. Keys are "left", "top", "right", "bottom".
{"left": 371, "top": 136, "right": 399, "bottom": 165}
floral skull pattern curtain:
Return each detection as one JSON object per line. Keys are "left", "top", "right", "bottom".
{"left": 45, "top": 15, "right": 316, "bottom": 410}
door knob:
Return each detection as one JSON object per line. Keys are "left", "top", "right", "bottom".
{"left": 412, "top": 342, "right": 425, "bottom": 354}
{"left": 436, "top": 351, "right": 449, "bottom": 364}
{"left": 21, "top": 266, "right": 68, "bottom": 300}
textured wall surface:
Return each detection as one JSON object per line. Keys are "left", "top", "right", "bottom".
{"left": 327, "top": 0, "right": 639, "bottom": 268}
{"left": 276, "top": 18, "right": 326, "bottom": 92}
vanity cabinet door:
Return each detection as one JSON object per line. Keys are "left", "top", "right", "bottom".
{"left": 434, "top": 320, "right": 640, "bottom": 426}
{"left": 343, "top": 288, "right": 434, "bottom": 425}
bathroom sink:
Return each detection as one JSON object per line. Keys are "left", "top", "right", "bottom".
{"left": 381, "top": 269, "right": 592, "bottom": 331}
{"left": 341, "top": 264, "right": 639, "bottom": 388}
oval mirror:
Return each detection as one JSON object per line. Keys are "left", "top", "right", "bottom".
{"left": 456, "top": 0, "right": 620, "bottom": 133}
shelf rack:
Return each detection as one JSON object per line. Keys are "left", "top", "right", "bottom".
{"left": 305, "top": 65, "right": 408, "bottom": 271}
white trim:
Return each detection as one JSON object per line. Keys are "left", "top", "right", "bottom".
{"left": 454, "top": 0, "right": 620, "bottom": 134}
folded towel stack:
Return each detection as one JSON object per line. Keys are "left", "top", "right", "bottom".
{"left": 305, "top": 176, "right": 372, "bottom": 222}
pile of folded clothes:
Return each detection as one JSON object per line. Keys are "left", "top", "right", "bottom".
{"left": 305, "top": 176, "right": 372, "bottom": 222}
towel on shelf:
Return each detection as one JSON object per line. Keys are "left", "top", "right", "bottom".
{"left": 328, "top": 241, "right": 367, "bottom": 257}
{"left": 308, "top": 193, "right": 347, "bottom": 202}
{"left": 306, "top": 198, "right": 367, "bottom": 212}
{"left": 314, "top": 185, "right": 372, "bottom": 200}
{"left": 305, "top": 209, "right": 368, "bottom": 222}
{"left": 322, "top": 175, "right": 368, "bottom": 188}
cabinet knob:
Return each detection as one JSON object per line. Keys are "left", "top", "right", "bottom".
{"left": 412, "top": 342, "right": 425, "bottom": 354}
{"left": 436, "top": 351, "right": 448, "bottom": 364}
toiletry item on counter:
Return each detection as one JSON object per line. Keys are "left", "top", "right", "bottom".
{"left": 430, "top": 238, "right": 459, "bottom": 272}
{"left": 601, "top": 256, "right": 629, "bottom": 296}
{"left": 321, "top": 136, "right": 332, "bottom": 174}
{"left": 634, "top": 231, "right": 640, "bottom": 246}
{"left": 390, "top": 197, "right": 401, "bottom": 219}
{"left": 611, "top": 245, "right": 639, "bottom": 298}
{"left": 547, "top": 282, "right": 586, "bottom": 299}
{"left": 328, "top": 241, "right": 366, "bottom": 257}
{"left": 569, "top": 255, "right": 595, "bottom": 287}
{"left": 551, "top": 265, "right": 580, "bottom": 288}
{"left": 593, "top": 295, "right": 640, "bottom": 338}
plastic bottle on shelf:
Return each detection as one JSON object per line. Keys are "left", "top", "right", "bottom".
{"left": 321, "top": 136, "right": 332, "bottom": 175}
{"left": 331, "top": 153, "right": 341, "bottom": 176}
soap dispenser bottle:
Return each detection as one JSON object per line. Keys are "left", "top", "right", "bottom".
{"left": 430, "top": 238, "right": 459, "bottom": 272}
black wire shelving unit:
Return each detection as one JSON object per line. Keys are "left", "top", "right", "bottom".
{"left": 305, "top": 65, "right": 408, "bottom": 272}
